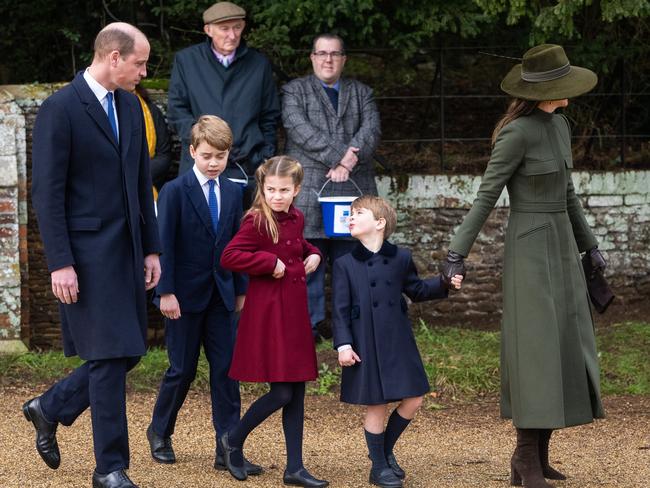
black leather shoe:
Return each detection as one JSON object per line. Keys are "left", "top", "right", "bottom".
{"left": 386, "top": 453, "right": 405, "bottom": 480}
{"left": 283, "top": 468, "right": 329, "bottom": 487}
{"left": 215, "top": 452, "right": 263, "bottom": 475}
{"left": 218, "top": 432, "right": 247, "bottom": 481}
{"left": 92, "top": 469, "right": 138, "bottom": 488}
{"left": 146, "top": 424, "right": 175, "bottom": 464}
{"left": 22, "top": 397, "right": 60, "bottom": 469}
{"left": 369, "top": 467, "right": 403, "bottom": 488}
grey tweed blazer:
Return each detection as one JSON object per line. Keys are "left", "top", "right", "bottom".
{"left": 282, "top": 74, "right": 381, "bottom": 239}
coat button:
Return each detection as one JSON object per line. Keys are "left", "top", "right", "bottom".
{"left": 286, "top": 240, "right": 291, "bottom": 245}
{"left": 288, "top": 258, "right": 294, "bottom": 264}
{"left": 301, "top": 276, "right": 305, "bottom": 282}
{"left": 373, "top": 301, "right": 378, "bottom": 307}
{"left": 292, "top": 278, "right": 297, "bottom": 283}
{"left": 371, "top": 281, "right": 376, "bottom": 287}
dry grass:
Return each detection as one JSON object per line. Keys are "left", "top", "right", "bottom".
{"left": 1, "top": 387, "right": 648, "bottom": 487}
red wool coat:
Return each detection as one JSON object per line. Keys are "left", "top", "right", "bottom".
{"left": 220, "top": 205, "right": 320, "bottom": 382}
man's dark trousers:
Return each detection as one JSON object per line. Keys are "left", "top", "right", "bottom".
{"left": 39, "top": 357, "right": 140, "bottom": 474}
{"left": 306, "top": 238, "right": 356, "bottom": 336}
{"left": 150, "top": 290, "right": 240, "bottom": 446}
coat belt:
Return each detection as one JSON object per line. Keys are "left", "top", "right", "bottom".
{"left": 510, "top": 200, "right": 567, "bottom": 213}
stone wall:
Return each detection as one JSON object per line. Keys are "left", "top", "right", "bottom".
{"left": 0, "top": 87, "right": 28, "bottom": 352}
{"left": 1, "top": 84, "right": 648, "bottom": 351}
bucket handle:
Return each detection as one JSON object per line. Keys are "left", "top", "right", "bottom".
{"left": 313, "top": 177, "right": 363, "bottom": 199}
{"left": 227, "top": 162, "right": 249, "bottom": 185}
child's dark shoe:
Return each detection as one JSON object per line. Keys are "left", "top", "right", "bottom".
{"left": 369, "top": 467, "right": 403, "bottom": 488}
{"left": 386, "top": 453, "right": 405, "bottom": 480}
{"left": 283, "top": 467, "right": 329, "bottom": 487}
{"left": 218, "top": 432, "right": 247, "bottom": 481}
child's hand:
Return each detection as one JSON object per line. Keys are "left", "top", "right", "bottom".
{"left": 303, "top": 254, "right": 321, "bottom": 274}
{"left": 235, "top": 295, "right": 245, "bottom": 312}
{"left": 160, "top": 293, "right": 181, "bottom": 320}
{"left": 338, "top": 348, "right": 361, "bottom": 367}
{"left": 272, "top": 259, "right": 286, "bottom": 279}
{"left": 451, "top": 274, "right": 463, "bottom": 290}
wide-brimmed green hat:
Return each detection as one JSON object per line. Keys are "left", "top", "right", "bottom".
{"left": 501, "top": 44, "right": 597, "bottom": 101}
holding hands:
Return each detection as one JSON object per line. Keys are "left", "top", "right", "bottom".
{"left": 441, "top": 250, "right": 467, "bottom": 290}
{"left": 338, "top": 348, "right": 361, "bottom": 367}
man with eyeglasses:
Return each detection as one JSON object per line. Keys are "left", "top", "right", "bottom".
{"left": 167, "top": 1, "right": 280, "bottom": 207}
{"left": 282, "top": 33, "right": 381, "bottom": 341}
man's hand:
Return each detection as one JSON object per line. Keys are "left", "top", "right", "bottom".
{"left": 273, "top": 259, "right": 286, "bottom": 279}
{"left": 235, "top": 295, "right": 245, "bottom": 313}
{"left": 340, "top": 146, "right": 359, "bottom": 170}
{"left": 51, "top": 266, "right": 79, "bottom": 304}
{"left": 303, "top": 254, "right": 321, "bottom": 275}
{"left": 326, "top": 165, "right": 350, "bottom": 183}
{"left": 338, "top": 348, "right": 361, "bottom": 367}
{"left": 160, "top": 293, "right": 181, "bottom": 320}
{"left": 144, "top": 254, "right": 161, "bottom": 290}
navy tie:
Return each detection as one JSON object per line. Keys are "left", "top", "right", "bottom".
{"left": 208, "top": 179, "right": 219, "bottom": 233}
{"left": 323, "top": 86, "right": 339, "bottom": 112}
{"left": 106, "top": 91, "right": 118, "bottom": 141}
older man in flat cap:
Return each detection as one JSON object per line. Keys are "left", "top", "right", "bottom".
{"left": 167, "top": 1, "right": 280, "bottom": 207}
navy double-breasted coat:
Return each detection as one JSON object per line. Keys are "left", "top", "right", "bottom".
{"left": 332, "top": 241, "right": 448, "bottom": 404}
{"left": 31, "top": 73, "right": 160, "bottom": 361}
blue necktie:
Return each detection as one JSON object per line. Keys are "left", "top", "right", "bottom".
{"left": 106, "top": 91, "right": 118, "bottom": 141}
{"left": 323, "top": 86, "right": 339, "bottom": 111}
{"left": 208, "top": 179, "right": 219, "bottom": 233}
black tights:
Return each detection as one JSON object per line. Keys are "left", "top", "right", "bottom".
{"left": 228, "top": 382, "right": 305, "bottom": 472}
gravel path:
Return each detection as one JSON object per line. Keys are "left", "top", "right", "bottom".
{"left": 1, "top": 387, "right": 648, "bottom": 487}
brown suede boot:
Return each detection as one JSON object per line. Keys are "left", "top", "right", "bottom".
{"left": 539, "top": 429, "right": 567, "bottom": 480}
{"left": 510, "top": 428, "right": 553, "bottom": 488}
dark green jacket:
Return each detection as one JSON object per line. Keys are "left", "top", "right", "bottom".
{"left": 450, "top": 109, "right": 604, "bottom": 428}
{"left": 167, "top": 39, "right": 280, "bottom": 175}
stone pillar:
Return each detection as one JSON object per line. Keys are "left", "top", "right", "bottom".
{"left": 0, "top": 88, "right": 28, "bottom": 353}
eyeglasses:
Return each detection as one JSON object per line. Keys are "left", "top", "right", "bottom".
{"left": 312, "top": 51, "right": 345, "bottom": 59}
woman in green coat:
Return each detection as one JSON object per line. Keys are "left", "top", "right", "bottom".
{"left": 442, "top": 45, "right": 606, "bottom": 488}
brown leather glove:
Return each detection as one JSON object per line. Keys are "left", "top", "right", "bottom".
{"left": 441, "top": 250, "right": 466, "bottom": 289}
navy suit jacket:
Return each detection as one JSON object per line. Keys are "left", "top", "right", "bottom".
{"left": 155, "top": 170, "right": 247, "bottom": 313}
{"left": 31, "top": 72, "right": 160, "bottom": 360}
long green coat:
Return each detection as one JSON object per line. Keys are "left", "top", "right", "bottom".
{"left": 450, "top": 109, "right": 605, "bottom": 429}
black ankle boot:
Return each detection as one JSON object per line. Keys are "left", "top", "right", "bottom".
{"left": 510, "top": 428, "right": 552, "bottom": 488}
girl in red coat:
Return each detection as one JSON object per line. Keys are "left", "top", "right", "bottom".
{"left": 219, "top": 156, "right": 328, "bottom": 487}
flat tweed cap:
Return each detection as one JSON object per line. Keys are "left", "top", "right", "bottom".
{"left": 501, "top": 44, "right": 597, "bottom": 101}
{"left": 203, "top": 2, "right": 246, "bottom": 24}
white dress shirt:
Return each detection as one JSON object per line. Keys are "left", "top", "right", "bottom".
{"left": 83, "top": 69, "right": 119, "bottom": 141}
{"left": 192, "top": 165, "right": 222, "bottom": 218}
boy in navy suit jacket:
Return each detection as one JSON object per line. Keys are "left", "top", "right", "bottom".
{"left": 332, "top": 196, "right": 463, "bottom": 488}
{"left": 147, "top": 115, "right": 261, "bottom": 475}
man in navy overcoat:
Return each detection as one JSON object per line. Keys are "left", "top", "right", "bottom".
{"left": 24, "top": 23, "right": 161, "bottom": 488}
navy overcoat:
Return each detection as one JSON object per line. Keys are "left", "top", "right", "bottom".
{"left": 154, "top": 170, "right": 247, "bottom": 313}
{"left": 31, "top": 73, "right": 161, "bottom": 361}
{"left": 332, "top": 241, "right": 448, "bottom": 404}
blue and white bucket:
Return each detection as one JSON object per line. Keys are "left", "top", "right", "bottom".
{"left": 315, "top": 178, "right": 363, "bottom": 237}
{"left": 227, "top": 162, "right": 249, "bottom": 189}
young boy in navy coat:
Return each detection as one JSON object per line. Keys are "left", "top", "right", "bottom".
{"left": 332, "top": 196, "right": 463, "bottom": 488}
{"left": 146, "top": 115, "right": 261, "bottom": 476}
